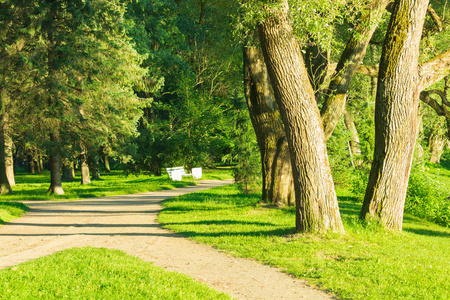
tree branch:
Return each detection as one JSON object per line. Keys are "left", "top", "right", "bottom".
{"left": 419, "top": 49, "right": 450, "bottom": 91}
{"left": 420, "top": 89, "right": 450, "bottom": 118}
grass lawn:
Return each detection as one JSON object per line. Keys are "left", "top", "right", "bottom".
{"left": 159, "top": 184, "right": 450, "bottom": 300}
{"left": 0, "top": 247, "right": 231, "bottom": 300}
{"left": 0, "top": 167, "right": 233, "bottom": 224}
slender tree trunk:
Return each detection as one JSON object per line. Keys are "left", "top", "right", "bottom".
{"left": 0, "top": 107, "right": 12, "bottom": 194}
{"left": 37, "top": 156, "right": 43, "bottom": 174}
{"left": 429, "top": 131, "right": 446, "bottom": 163}
{"left": 3, "top": 111, "right": 14, "bottom": 186}
{"left": 257, "top": 0, "right": 344, "bottom": 233}
{"left": 360, "top": 0, "right": 429, "bottom": 230}
{"left": 80, "top": 146, "right": 91, "bottom": 185}
{"left": 104, "top": 155, "right": 111, "bottom": 172}
{"left": 343, "top": 109, "right": 362, "bottom": 167}
{"left": 243, "top": 44, "right": 295, "bottom": 206}
{"left": 47, "top": 132, "right": 64, "bottom": 195}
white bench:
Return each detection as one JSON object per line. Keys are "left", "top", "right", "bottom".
{"left": 166, "top": 166, "right": 202, "bottom": 181}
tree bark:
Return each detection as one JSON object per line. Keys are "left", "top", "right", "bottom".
{"left": 47, "top": 133, "right": 64, "bottom": 195}
{"left": 0, "top": 104, "right": 12, "bottom": 194}
{"left": 320, "top": 0, "right": 391, "bottom": 140}
{"left": 360, "top": 0, "right": 429, "bottom": 230}
{"left": 257, "top": 0, "right": 344, "bottom": 233}
{"left": 80, "top": 147, "right": 91, "bottom": 185}
{"left": 343, "top": 109, "right": 362, "bottom": 167}
{"left": 243, "top": 44, "right": 295, "bottom": 206}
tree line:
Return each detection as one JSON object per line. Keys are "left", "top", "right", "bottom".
{"left": 1, "top": 0, "right": 449, "bottom": 233}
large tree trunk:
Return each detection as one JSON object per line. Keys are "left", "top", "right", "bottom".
{"left": 47, "top": 132, "right": 64, "bottom": 195}
{"left": 243, "top": 44, "right": 295, "bottom": 207}
{"left": 257, "top": 0, "right": 344, "bottom": 233}
{"left": 360, "top": 0, "right": 429, "bottom": 230}
{"left": 0, "top": 106, "right": 12, "bottom": 194}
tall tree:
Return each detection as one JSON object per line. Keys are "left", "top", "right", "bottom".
{"left": 243, "top": 44, "right": 294, "bottom": 206}
{"left": 257, "top": 0, "right": 344, "bottom": 233}
{"left": 360, "top": 0, "right": 430, "bottom": 230}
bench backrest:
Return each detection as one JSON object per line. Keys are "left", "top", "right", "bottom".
{"left": 166, "top": 166, "right": 187, "bottom": 181}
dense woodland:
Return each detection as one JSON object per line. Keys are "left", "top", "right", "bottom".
{"left": 1, "top": 0, "right": 450, "bottom": 232}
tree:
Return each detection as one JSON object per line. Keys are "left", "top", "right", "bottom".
{"left": 360, "top": 0, "right": 430, "bottom": 230}
{"left": 243, "top": 43, "right": 294, "bottom": 206}
{"left": 257, "top": 0, "right": 344, "bottom": 233}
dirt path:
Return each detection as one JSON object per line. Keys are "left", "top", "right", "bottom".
{"left": 0, "top": 180, "right": 333, "bottom": 299}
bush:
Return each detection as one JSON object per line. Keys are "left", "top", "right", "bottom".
{"left": 405, "top": 167, "right": 450, "bottom": 227}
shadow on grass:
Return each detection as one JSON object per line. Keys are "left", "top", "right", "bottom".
{"left": 404, "top": 228, "right": 450, "bottom": 238}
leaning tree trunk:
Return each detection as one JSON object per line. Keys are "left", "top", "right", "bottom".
{"left": 47, "top": 132, "right": 64, "bottom": 195}
{"left": 0, "top": 108, "right": 12, "bottom": 194}
{"left": 360, "top": 0, "right": 429, "bottom": 230}
{"left": 243, "top": 44, "right": 295, "bottom": 207}
{"left": 257, "top": 0, "right": 344, "bottom": 233}
{"left": 104, "top": 155, "right": 111, "bottom": 172}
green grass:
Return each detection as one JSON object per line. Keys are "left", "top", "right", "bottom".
{"left": 0, "top": 202, "right": 29, "bottom": 224}
{"left": 159, "top": 184, "right": 450, "bottom": 300}
{"left": 0, "top": 168, "right": 232, "bottom": 202}
{"left": 0, "top": 247, "right": 231, "bottom": 300}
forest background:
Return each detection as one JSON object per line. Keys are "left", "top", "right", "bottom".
{"left": 0, "top": 0, "right": 450, "bottom": 230}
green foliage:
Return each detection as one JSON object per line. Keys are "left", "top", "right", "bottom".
{"left": 160, "top": 184, "right": 450, "bottom": 300}
{"left": 223, "top": 97, "right": 261, "bottom": 193}
{"left": 0, "top": 247, "right": 231, "bottom": 299}
{"left": 405, "top": 163, "right": 450, "bottom": 227}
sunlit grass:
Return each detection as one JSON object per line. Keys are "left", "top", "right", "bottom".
{"left": 0, "top": 168, "right": 232, "bottom": 202}
{"left": 0, "top": 247, "right": 231, "bottom": 300}
{"left": 159, "top": 184, "right": 450, "bottom": 300}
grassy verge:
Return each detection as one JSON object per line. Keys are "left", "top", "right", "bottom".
{"left": 0, "top": 168, "right": 232, "bottom": 202}
{"left": 159, "top": 184, "right": 450, "bottom": 300}
{"left": 0, "top": 247, "right": 231, "bottom": 300}
{"left": 0, "top": 202, "right": 29, "bottom": 224}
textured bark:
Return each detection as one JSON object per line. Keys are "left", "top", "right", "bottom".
{"left": 343, "top": 109, "right": 362, "bottom": 167}
{"left": 243, "top": 45, "right": 294, "bottom": 206}
{"left": 257, "top": 0, "right": 344, "bottom": 233}
{"left": 0, "top": 108, "right": 12, "bottom": 194}
{"left": 80, "top": 147, "right": 91, "bottom": 185}
{"left": 47, "top": 133, "right": 64, "bottom": 195}
{"left": 360, "top": 0, "right": 429, "bottom": 230}
{"left": 321, "top": 0, "right": 391, "bottom": 140}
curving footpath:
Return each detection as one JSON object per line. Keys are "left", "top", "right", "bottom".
{"left": 0, "top": 180, "right": 333, "bottom": 300}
